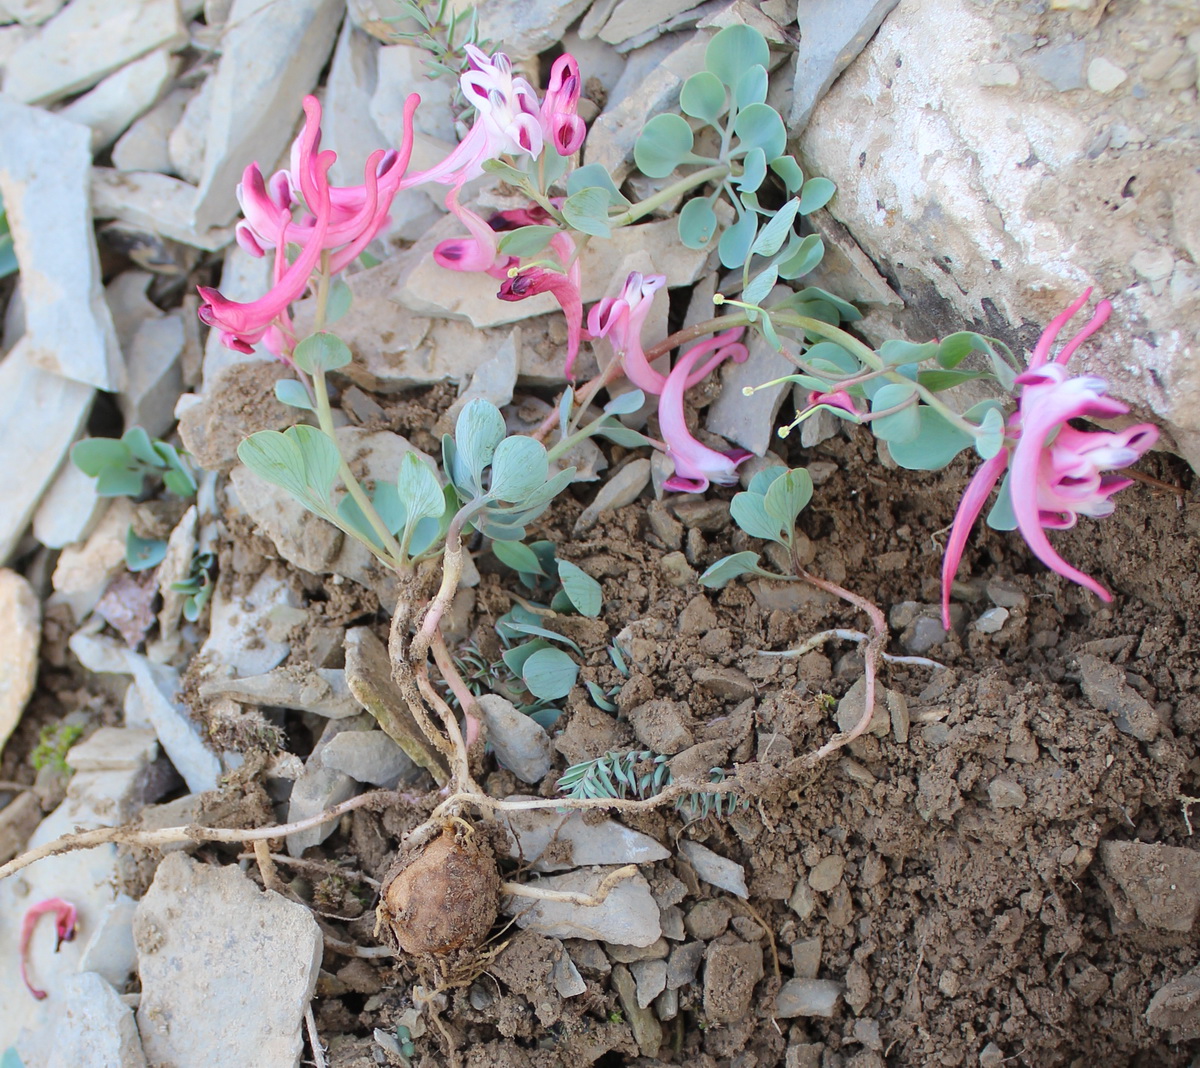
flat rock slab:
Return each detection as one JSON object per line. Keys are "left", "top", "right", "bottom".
{"left": 0, "top": 97, "right": 121, "bottom": 390}
{"left": 3, "top": 0, "right": 185, "bottom": 105}
{"left": 504, "top": 867, "right": 662, "bottom": 946}
{"left": 498, "top": 807, "right": 670, "bottom": 872}
{"left": 0, "top": 339, "right": 94, "bottom": 563}
{"left": 43, "top": 971, "right": 147, "bottom": 1068}
{"left": 192, "top": 0, "right": 343, "bottom": 228}
{"left": 135, "top": 852, "right": 323, "bottom": 1068}
{"left": 0, "top": 568, "right": 39, "bottom": 754}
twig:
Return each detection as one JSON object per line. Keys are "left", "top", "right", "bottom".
{"left": 501, "top": 864, "right": 638, "bottom": 907}
{"left": 756, "top": 628, "right": 945, "bottom": 669}
{"left": 253, "top": 839, "right": 281, "bottom": 893}
{"left": 0, "top": 791, "right": 396, "bottom": 883}
{"left": 323, "top": 933, "right": 396, "bottom": 959}
{"left": 305, "top": 1004, "right": 327, "bottom": 1068}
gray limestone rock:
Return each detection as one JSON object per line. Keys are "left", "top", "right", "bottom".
{"left": 135, "top": 852, "right": 322, "bottom": 1068}
{"left": 477, "top": 0, "right": 592, "bottom": 60}
{"left": 2, "top": 0, "right": 185, "bottom": 105}
{"left": 775, "top": 978, "right": 844, "bottom": 1018}
{"left": 199, "top": 668, "right": 361, "bottom": 719}
{"left": 790, "top": 0, "right": 900, "bottom": 131}
{"left": 498, "top": 806, "right": 670, "bottom": 871}
{"left": 0, "top": 569, "right": 39, "bottom": 755}
{"left": 574, "top": 458, "right": 651, "bottom": 532}
{"left": 285, "top": 718, "right": 365, "bottom": 856}
{"left": 478, "top": 694, "right": 553, "bottom": 784}
{"left": 321, "top": 729, "right": 415, "bottom": 785}
{"left": 504, "top": 867, "right": 663, "bottom": 946}
{"left": 201, "top": 568, "right": 296, "bottom": 678}
{"left": 44, "top": 971, "right": 147, "bottom": 1068}
{"left": 59, "top": 48, "right": 177, "bottom": 150}
{"left": 192, "top": 0, "right": 343, "bottom": 229}
{"left": 91, "top": 168, "right": 234, "bottom": 253}
{"left": 0, "top": 98, "right": 122, "bottom": 390}
{"left": 113, "top": 87, "right": 190, "bottom": 173}
{"left": 678, "top": 839, "right": 749, "bottom": 898}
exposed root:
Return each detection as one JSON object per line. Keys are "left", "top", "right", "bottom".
{"left": 501, "top": 864, "right": 639, "bottom": 907}
{"left": 757, "top": 627, "right": 946, "bottom": 670}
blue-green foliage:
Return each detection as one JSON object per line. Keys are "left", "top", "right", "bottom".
{"left": 72, "top": 427, "right": 197, "bottom": 499}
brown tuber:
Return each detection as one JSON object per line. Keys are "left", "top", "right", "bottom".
{"left": 376, "top": 827, "right": 500, "bottom": 956}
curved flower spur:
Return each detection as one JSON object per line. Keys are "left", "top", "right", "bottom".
{"left": 941, "top": 290, "right": 1159, "bottom": 626}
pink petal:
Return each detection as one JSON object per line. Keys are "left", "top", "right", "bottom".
{"left": 940, "top": 450, "right": 1009, "bottom": 629}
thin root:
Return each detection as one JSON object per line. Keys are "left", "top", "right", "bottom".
{"left": 757, "top": 628, "right": 945, "bottom": 670}
{"left": 305, "top": 1004, "right": 326, "bottom": 1068}
{"left": 501, "top": 864, "right": 639, "bottom": 907}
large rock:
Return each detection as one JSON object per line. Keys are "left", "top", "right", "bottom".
{"left": 0, "top": 569, "right": 39, "bottom": 755}
{"left": 58, "top": 47, "right": 178, "bottom": 151}
{"left": 503, "top": 866, "right": 663, "bottom": 946}
{"left": 43, "top": 971, "right": 147, "bottom": 1068}
{"left": 797, "top": 0, "right": 1200, "bottom": 466}
{"left": 0, "top": 339, "right": 94, "bottom": 563}
{"left": 0, "top": 97, "right": 122, "bottom": 390}
{"left": 192, "top": 0, "right": 344, "bottom": 228}
{"left": 2, "top": 0, "right": 185, "bottom": 105}
{"left": 135, "top": 852, "right": 323, "bottom": 1068}
{"left": 477, "top": 0, "right": 592, "bottom": 60}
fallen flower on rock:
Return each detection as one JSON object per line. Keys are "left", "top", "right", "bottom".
{"left": 20, "top": 897, "right": 77, "bottom": 1000}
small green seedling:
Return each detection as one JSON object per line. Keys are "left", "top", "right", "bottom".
{"left": 72, "top": 427, "right": 197, "bottom": 499}
{"left": 31, "top": 724, "right": 84, "bottom": 774}
{"left": 169, "top": 550, "right": 217, "bottom": 621}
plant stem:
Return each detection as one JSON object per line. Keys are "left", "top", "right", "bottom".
{"left": 609, "top": 164, "right": 730, "bottom": 226}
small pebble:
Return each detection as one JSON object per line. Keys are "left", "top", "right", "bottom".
{"left": 988, "top": 776, "right": 1027, "bottom": 809}
{"left": 775, "top": 978, "right": 843, "bottom": 1019}
{"left": 975, "top": 62, "right": 1019, "bottom": 87}
{"left": 666, "top": 941, "right": 705, "bottom": 989}
{"left": 658, "top": 551, "right": 696, "bottom": 587}
{"left": 986, "top": 578, "right": 1026, "bottom": 609}
{"left": 975, "top": 607, "right": 1009, "bottom": 634}
{"left": 790, "top": 937, "right": 823, "bottom": 979}
{"left": 1087, "top": 57, "right": 1128, "bottom": 93}
{"left": 807, "top": 855, "right": 846, "bottom": 893}
{"left": 631, "top": 958, "right": 668, "bottom": 1008}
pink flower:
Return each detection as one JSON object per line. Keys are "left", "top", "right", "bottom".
{"left": 496, "top": 243, "right": 583, "bottom": 370}
{"left": 198, "top": 149, "right": 335, "bottom": 354}
{"left": 941, "top": 292, "right": 1158, "bottom": 627}
{"left": 589, "top": 273, "right": 749, "bottom": 394}
{"left": 539, "top": 53, "right": 586, "bottom": 156}
{"left": 807, "top": 389, "right": 860, "bottom": 418}
{"left": 236, "top": 95, "right": 419, "bottom": 270}
{"left": 21, "top": 898, "right": 77, "bottom": 1000}
{"left": 659, "top": 333, "right": 753, "bottom": 493}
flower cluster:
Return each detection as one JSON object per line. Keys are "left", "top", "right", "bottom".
{"left": 941, "top": 291, "right": 1158, "bottom": 626}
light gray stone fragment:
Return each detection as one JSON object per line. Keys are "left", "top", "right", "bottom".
{"left": 775, "top": 978, "right": 844, "bottom": 1018}
{"left": 598, "top": 0, "right": 698, "bottom": 45}
{"left": 0, "top": 99, "right": 122, "bottom": 390}
{"left": 0, "top": 569, "right": 40, "bottom": 755}
{"left": 321, "top": 729, "right": 415, "bottom": 785}
{"left": 192, "top": 0, "right": 343, "bottom": 228}
{"left": 790, "top": 0, "right": 901, "bottom": 131}
{"left": 611, "top": 963, "right": 663, "bottom": 1058}
{"left": 285, "top": 736, "right": 360, "bottom": 856}
{"left": 135, "top": 852, "right": 322, "bottom": 1068}
{"left": 477, "top": 694, "right": 552, "bottom": 784}
{"left": 199, "top": 668, "right": 360, "bottom": 719}
{"left": 574, "top": 458, "right": 651, "bottom": 532}
{"left": 498, "top": 806, "right": 670, "bottom": 871}
{"left": 1026, "top": 41, "right": 1087, "bottom": 92}
{"left": 91, "top": 169, "right": 234, "bottom": 253}
{"left": 1078, "top": 653, "right": 1160, "bottom": 742}
{"left": 678, "top": 839, "right": 749, "bottom": 898}
{"left": 477, "top": 0, "right": 592, "bottom": 59}
{"left": 44, "top": 971, "right": 147, "bottom": 1068}
{"left": 201, "top": 569, "right": 296, "bottom": 678}
{"left": 0, "top": 790, "right": 41, "bottom": 864}
{"left": 76, "top": 894, "right": 139, "bottom": 989}
{"left": 706, "top": 306, "right": 795, "bottom": 456}
{"left": 632, "top": 957, "right": 668, "bottom": 1008}
{"left": 168, "top": 77, "right": 212, "bottom": 184}
{"left": 126, "top": 653, "right": 221, "bottom": 792}
{"left": 59, "top": 48, "right": 177, "bottom": 150}
{"left": 975, "top": 607, "right": 1009, "bottom": 634}
{"left": 67, "top": 727, "right": 158, "bottom": 772}
{"left": 120, "top": 312, "right": 186, "bottom": 438}
{"left": 504, "top": 867, "right": 662, "bottom": 946}
{"left": 3, "top": 0, "right": 185, "bottom": 105}
{"left": 0, "top": 0, "right": 65, "bottom": 25}
{"left": 113, "top": 87, "right": 190, "bottom": 173}
{"left": 552, "top": 949, "right": 588, "bottom": 997}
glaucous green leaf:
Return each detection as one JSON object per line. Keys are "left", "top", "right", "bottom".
{"left": 732, "top": 103, "right": 786, "bottom": 160}
{"left": 747, "top": 466, "right": 785, "bottom": 496}
{"left": 776, "top": 233, "right": 824, "bottom": 279}
{"left": 562, "top": 186, "right": 612, "bottom": 238}
{"left": 293, "top": 332, "right": 352, "bottom": 374}
{"left": 705, "top": 23, "right": 770, "bottom": 86}
{"left": 879, "top": 339, "right": 940, "bottom": 366}
{"left": 604, "top": 389, "right": 647, "bottom": 416}
{"left": 595, "top": 424, "right": 656, "bottom": 448}
{"left": 917, "top": 369, "right": 985, "bottom": 392}
{"left": 498, "top": 225, "right": 559, "bottom": 258}
{"left": 734, "top": 64, "right": 768, "bottom": 108}
{"left": 237, "top": 430, "right": 311, "bottom": 503}
{"left": 742, "top": 265, "right": 778, "bottom": 307}
{"left": 974, "top": 406, "right": 1006, "bottom": 460}
{"left": 126, "top": 528, "right": 167, "bottom": 571}
{"left": 680, "top": 70, "right": 726, "bottom": 123}
{"left": 95, "top": 465, "right": 145, "bottom": 498}
{"left": 503, "top": 620, "right": 583, "bottom": 653}
{"left": 482, "top": 158, "right": 530, "bottom": 184}
{"left": 566, "top": 163, "right": 630, "bottom": 205}
{"left": 558, "top": 386, "right": 574, "bottom": 441}
{"left": 763, "top": 467, "right": 813, "bottom": 530}
{"left": 730, "top": 491, "right": 785, "bottom": 544}
{"left": 397, "top": 451, "right": 444, "bottom": 522}
{"left": 291, "top": 424, "right": 341, "bottom": 502}
{"left": 718, "top": 210, "right": 758, "bottom": 268}
{"left": 869, "top": 382, "right": 920, "bottom": 442}
{"left": 502, "top": 638, "right": 547, "bottom": 677}
{"left": 492, "top": 538, "right": 545, "bottom": 575}
{"left": 522, "top": 646, "right": 579, "bottom": 700}
{"left": 679, "top": 197, "right": 719, "bottom": 248}
{"left": 770, "top": 156, "right": 804, "bottom": 193}
{"left": 634, "top": 113, "right": 694, "bottom": 179}
{"left": 886, "top": 406, "right": 974, "bottom": 470}
{"left": 804, "top": 341, "right": 859, "bottom": 376}
{"left": 937, "top": 331, "right": 990, "bottom": 369}
{"left": 797, "top": 176, "right": 836, "bottom": 214}
{"left": 734, "top": 147, "right": 767, "bottom": 193}
{"left": 123, "top": 427, "right": 161, "bottom": 467}
{"left": 986, "top": 472, "right": 1018, "bottom": 530}
{"left": 71, "top": 437, "right": 131, "bottom": 477}
{"left": 455, "top": 399, "right": 506, "bottom": 494}
{"left": 698, "top": 551, "right": 769, "bottom": 589}
{"left": 557, "top": 559, "right": 602, "bottom": 617}
{"left": 489, "top": 435, "right": 549, "bottom": 502}
{"left": 750, "top": 197, "right": 800, "bottom": 258}
{"left": 786, "top": 286, "right": 862, "bottom": 322}
{"left": 274, "top": 380, "right": 313, "bottom": 410}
